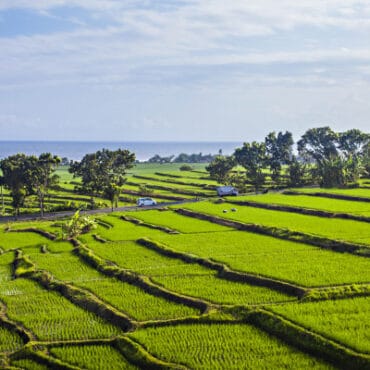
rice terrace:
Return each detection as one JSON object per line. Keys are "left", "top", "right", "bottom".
{"left": 2, "top": 1, "right": 370, "bottom": 369}
{"left": 0, "top": 126, "right": 369, "bottom": 369}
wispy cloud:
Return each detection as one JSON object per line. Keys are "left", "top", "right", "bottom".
{"left": 1, "top": 1, "right": 369, "bottom": 140}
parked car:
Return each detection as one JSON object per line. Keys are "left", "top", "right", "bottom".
{"left": 137, "top": 197, "right": 157, "bottom": 206}
{"left": 216, "top": 186, "right": 238, "bottom": 196}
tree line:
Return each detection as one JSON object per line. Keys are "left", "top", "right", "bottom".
{"left": 206, "top": 127, "right": 370, "bottom": 191}
{"left": 0, "top": 149, "right": 135, "bottom": 217}
{"left": 0, "top": 126, "right": 369, "bottom": 217}
{"left": 147, "top": 152, "right": 218, "bottom": 164}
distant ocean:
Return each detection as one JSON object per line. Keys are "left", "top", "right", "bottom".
{"left": 0, "top": 141, "right": 241, "bottom": 162}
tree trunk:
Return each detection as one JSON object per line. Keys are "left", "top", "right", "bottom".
{"left": 0, "top": 186, "right": 4, "bottom": 215}
{"left": 39, "top": 191, "right": 44, "bottom": 217}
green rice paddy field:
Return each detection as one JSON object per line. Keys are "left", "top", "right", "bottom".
{"left": 0, "top": 167, "right": 369, "bottom": 369}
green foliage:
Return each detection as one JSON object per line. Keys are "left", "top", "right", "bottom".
{"left": 62, "top": 210, "right": 97, "bottom": 239}
{"left": 298, "top": 127, "right": 370, "bottom": 187}
{"left": 69, "top": 148, "right": 135, "bottom": 205}
{"left": 288, "top": 156, "right": 308, "bottom": 187}
{"left": 179, "top": 164, "right": 193, "bottom": 171}
{"left": 234, "top": 141, "right": 267, "bottom": 190}
{"left": 265, "top": 131, "right": 293, "bottom": 184}
{"left": 205, "top": 156, "right": 235, "bottom": 184}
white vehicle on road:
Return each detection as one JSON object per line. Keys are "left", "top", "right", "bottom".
{"left": 216, "top": 186, "right": 238, "bottom": 196}
{"left": 137, "top": 197, "right": 157, "bottom": 207}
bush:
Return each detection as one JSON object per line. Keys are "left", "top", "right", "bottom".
{"left": 179, "top": 164, "right": 193, "bottom": 171}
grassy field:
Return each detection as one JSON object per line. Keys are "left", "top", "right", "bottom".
{"left": 130, "top": 323, "right": 333, "bottom": 369}
{"left": 231, "top": 193, "right": 370, "bottom": 217}
{"left": 181, "top": 201, "right": 370, "bottom": 245}
{"left": 50, "top": 344, "right": 138, "bottom": 370}
{"left": 270, "top": 297, "right": 370, "bottom": 354}
{"left": 291, "top": 187, "right": 370, "bottom": 199}
{"left": 0, "top": 166, "right": 369, "bottom": 369}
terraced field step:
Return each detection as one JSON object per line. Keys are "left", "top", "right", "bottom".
{"left": 8, "top": 227, "right": 57, "bottom": 241}
{"left": 0, "top": 300, "right": 35, "bottom": 344}
{"left": 137, "top": 238, "right": 306, "bottom": 298}
{"left": 230, "top": 306, "right": 370, "bottom": 369}
{"left": 74, "top": 242, "right": 211, "bottom": 313}
{"left": 14, "top": 251, "right": 136, "bottom": 332}
{"left": 303, "top": 283, "right": 370, "bottom": 301}
{"left": 132, "top": 174, "right": 217, "bottom": 189}
{"left": 175, "top": 208, "right": 370, "bottom": 257}
{"left": 121, "top": 215, "right": 180, "bottom": 234}
{"left": 284, "top": 190, "right": 370, "bottom": 203}
{"left": 228, "top": 199, "right": 370, "bottom": 223}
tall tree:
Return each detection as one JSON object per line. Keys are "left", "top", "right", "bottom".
{"left": 265, "top": 131, "right": 293, "bottom": 184}
{"left": 234, "top": 142, "right": 267, "bottom": 191}
{"left": 297, "top": 126, "right": 338, "bottom": 165}
{"left": 287, "top": 156, "right": 307, "bottom": 187}
{"left": 27, "top": 153, "right": 61, "bottom": 217}
{"left": 298, "top": 127, "right": 370, "bottom": 187}
{"left": 298, "top": 127, "right": 341, "bottom": 187}
{"left": 69, "top": 148, "right": 135, "bottom": 210}
{"left": 0, "top": 154, "right": 30, "bottom": 218}
{"left": 206, "top": 155, "right": 235, "bottom": 184}
{"left": 338, "top": 129, "right": 370, "bottom": 182}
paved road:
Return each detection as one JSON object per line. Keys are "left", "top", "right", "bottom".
{"left": 0, "top": 200, "right": 199, "bottom": 224}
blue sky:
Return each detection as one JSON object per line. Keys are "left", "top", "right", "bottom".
{"left": 0, "top": 1, "right": 369, "bottom": 141}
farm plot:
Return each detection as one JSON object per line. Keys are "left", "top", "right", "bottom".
{"left": 231, "top": 193, "right": 370, "bottom": 218}
{"left": 127, "top": 209, "right": 231, "bottom": 233}
{"left": 293, "top": 187, "right": 370, "bottom": 199}
{"left": 122, "top": 183, "right": 193, "bottom": 200}
{"left": 181, "top": 201, "right": 370, "bottom": 245}
{"left": 87, "top": 215, "right": 166, "bottom": 241}
{"left": 0, "top": 278, "right": 121, "bottom": 341}
{"left": 0, "top": 324, "right": 23, "bottom": 353}
{"left": 11, "top": 358, "right": 49, "bottom": 370}
{"left": 155, "top": 231, "right": 370, "bottom": 287}
{"left": 50, "top": 344, "right": 138, "bottom": 370}
{"left": 26, "top": 246, "right": 198, "bottom": 321}
{"left": 147, "top": 174, "right": 218, "bottom": 186}
{"left": 0, "top": 226, "right": 51, "bottom": 251}
{"left": 127, "top": 177, "right": 215, "bottom": 197}
{"left": 87, "top": 240, "right": 292, "bottom": 305}
{"left": 130, "top": 323, "right": 333, "bottom": 369}
{"left": 270, "top": 297, "right": 370, "bottom": 354}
